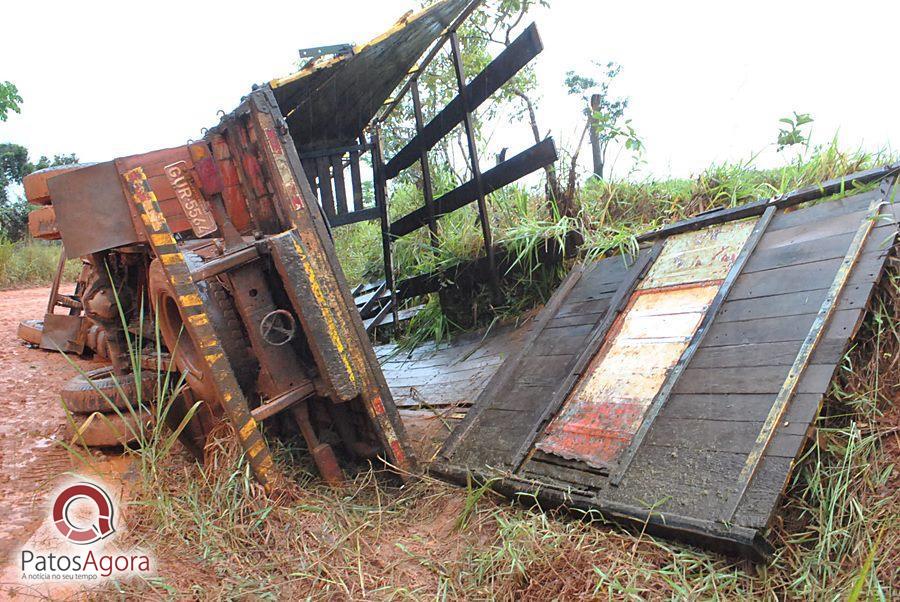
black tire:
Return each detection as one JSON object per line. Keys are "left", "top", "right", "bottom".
{"left": 148, "top": 251, "right": 257, "bottom": 401}
{"left": 61, "top": 366, "right": 157, "bottom": 414}
{"left": 71, "top": 408, "right": 153, "bottom": 448}
{"left": 17, "top": 319, "right": 43, "bottom": 346}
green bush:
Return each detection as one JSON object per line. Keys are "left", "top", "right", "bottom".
{"left": 0, "top": 238, "right": 81, "bottom": 289}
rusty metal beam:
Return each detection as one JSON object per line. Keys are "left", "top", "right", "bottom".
{"left": 191, "top": 245, "right": 261, "bottom": 281}
{"left": 719, "top": 194, "right": 888, "bottom": 522}
{"left": 251, "top": 381, "right": 316, "bottom": 422}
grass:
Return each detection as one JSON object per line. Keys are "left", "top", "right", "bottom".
{"left": 0, "top": 237, "right": 81, "bottom": 289}
{"left": 336, "top": 139, "right": 896, "bottom": 345}
{"left": 69, "top": 141, "right": 898, "bottom": 599}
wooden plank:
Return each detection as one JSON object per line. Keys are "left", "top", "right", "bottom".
{"left": 766, "top": 188, "right": 881, "bottom": 231}
{"left": 523, "top": 455, "right": 606, "bottom": 490}
{"left": 327, "top": 206, "right": 379, "bottom": 227}
{"left": 702, "top": 307, "right": 863, "bottom": 348}
{"left": 316, "top": 156, "right": 335, "bottom": 219}
{"left": 660, "top": 393, "right": 823, "bottom": 423}
{"left": 384, "top": 23, "right": 544, "bottom": 179}
{"left": 727, "top": 250, "right": 885, "bottom": 301}
{"left": 643, "top": 418, "right": 808, "bottom": 457}
{"left": 720, "top": 195, "right": 886, "bottom": 521}
{"left": 349, "top": 149, "right": 364, "bottom": 211}
{"left": 755, "top": 207, "right": 894, "bottom": 252}
{"left": 331, "top": 154, "right": 348, "bottom": 215}
{"left": 556, "top": 296, "right": 615, "bottom": 317}
{"left": 390, "top": 138, "right": 558, "bottom": 236}
{"left": 715, "top": 285, "right": 873, "bottom": 323}
{"left": 508, "top": 243, "right": 665, "bottom": 471}
{"left": 602, "top": 445, "right": 793, "bottom": 526}
{"left": 528, "top": 323, "right": 597, "bottom": 356}
{"left": 689, "top": 339, "right": 846, "bottom": 369}
{"left": 672, "top": 363, "right": 837, "bottom": 395}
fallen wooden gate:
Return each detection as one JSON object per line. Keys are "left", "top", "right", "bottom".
{"left": 433, "top": 164, "right": 899, "bottom": 557}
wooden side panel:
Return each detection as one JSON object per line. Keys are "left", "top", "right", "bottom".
{"left": 435, "top": 184, "right": 897, "bottom": 556}
{"left": 601, "top": 189, "right": 897, "bottom": 531}
{"left": 445, "top": 252, "right": 635, "bottom": 468}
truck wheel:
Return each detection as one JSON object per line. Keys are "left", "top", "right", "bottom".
{"left": 70, "top": 409, "right": 153, "bottom": 448}
{"left": 17, "top": 319, "right": 43, "bottom": 346}
{"left": 148, "top": 254, "right": 256, "bottom": 401}
{"left": 148, "top": 252, "right": 257, "bottom": 451}
{"left": 61, "top": 365, "right": 157, "bottom": 414}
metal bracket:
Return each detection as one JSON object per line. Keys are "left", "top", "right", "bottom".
{"left": 298, "top": 43, "right": 353, "bottom": 60}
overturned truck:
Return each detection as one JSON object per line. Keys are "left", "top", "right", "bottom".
{"left": 19, "top": 0, "right": 899, "bottom": 559}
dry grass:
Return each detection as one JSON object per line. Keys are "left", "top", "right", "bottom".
{"left": 83, "top": 265, "right": 899, "bottom": 600}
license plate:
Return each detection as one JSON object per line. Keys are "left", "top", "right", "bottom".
{"left": 164, "top": 161, "right": 218, "bottom": 237}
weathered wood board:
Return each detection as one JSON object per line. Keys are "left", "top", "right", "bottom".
{"left": 428, "top": 176, "right": 899, "bottom": 558}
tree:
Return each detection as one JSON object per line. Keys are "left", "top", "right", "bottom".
{"left": 381, "top": 0, "right": 547, "bottom": 184}
{"left": 0, "top": 143, "right": 79, "bottom": 240}
{"left": 565, "top": 61, "right": 641, "bottom": 180}
{"left": 0, "top": 81, "right": 22, "bottom": 122}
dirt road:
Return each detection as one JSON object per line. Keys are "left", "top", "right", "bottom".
{"left": 0, "top": 286, "right": 107, "bottom": 555}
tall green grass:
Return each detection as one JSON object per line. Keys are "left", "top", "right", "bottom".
{"left": 334, "top": 139, "right": 896, "bottom": 346}
{"left": 0, "top": 237, "right": 81, "bottom": 289}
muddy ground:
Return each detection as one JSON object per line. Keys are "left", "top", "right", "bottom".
{"left": 0, "top": 286, "right": 450, "bottom": 572}
{"left": 0, "top": 286, "right": 111, "bottom": 555}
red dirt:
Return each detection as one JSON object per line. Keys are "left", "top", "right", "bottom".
{"left": 0, "top": 286, "right": 107, "bottom": 554}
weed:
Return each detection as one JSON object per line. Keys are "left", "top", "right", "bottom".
{"left": 0, "top": 237, "right": 80, "bottom": 289}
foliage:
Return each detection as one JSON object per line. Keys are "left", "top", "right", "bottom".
{"left": 777, "top": 111, "right": 815, "bottom": 151}
{"left": 0, "top": 80, "right": 22, "bottom": 122}
{"left": 0, "top": 237, "right": 81, "bottom": 289}
{"left": 334, "top": 139, "right": 894, "bottom": 349}
{"left": 380, "top": 0, "right": 547, "bottom": 180}
{"left": 565, "top": 61, "right": 642, "bottom": 180}
{"left": 0, "top": 143, "right": 79, "bottom": 240}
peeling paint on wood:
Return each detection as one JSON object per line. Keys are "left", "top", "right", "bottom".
{"left": 640, "top": 219, "right": 756, "bottom": 289}
{"left": 536, "top": 284, "right": 720, "bottom": 466}
{"left": 537, "top": 220, "right": 756, "bottom": 468}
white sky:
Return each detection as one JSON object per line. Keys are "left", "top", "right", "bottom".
{"left": 1, "top": 0, "right": 897, "bottom": 181}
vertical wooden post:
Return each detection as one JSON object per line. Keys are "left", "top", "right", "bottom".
{"left": 411, "top": 77, "right": 439, "bottom": 249}
{"left": 372, "top": 130, "right": 400, "bottom": 327}
{"left": 46, "top": 246, "right": 68, "bottom": 315}
{"left": 449, "top": 30, "right": 500, "bottom": 299}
